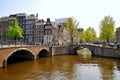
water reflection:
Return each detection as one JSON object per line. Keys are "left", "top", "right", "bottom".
{"left": 72, "top": 64, "right": 102, "bottom": 80}
{"left": 0, "top": 55, "right": 120, "bottom": 80}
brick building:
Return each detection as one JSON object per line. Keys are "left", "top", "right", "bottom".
{"left": 0, "top": 17, "right": 9, "bottom": 42}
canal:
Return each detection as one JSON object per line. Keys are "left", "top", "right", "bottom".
{"left": 0, "top": 55, "right": 120, "bottom": 80}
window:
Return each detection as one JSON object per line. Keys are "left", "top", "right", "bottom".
{"left": 45, "top": 30, "right": 47, "bottom": 35}
{"left": 42, "top": 31, "right": 44, "bottom": 34}
{"left": 49, "top": 30, "right": 51, "bottom": 35}
{"left": 45, "top": 26, "right": 51, "bottom": 29}
{"left": 33, "top": 30, "right": 34, "bottom": 34}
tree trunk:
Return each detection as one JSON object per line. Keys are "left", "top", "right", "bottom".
{"left": 15, "top": 37, "right": 17, "bottom": 47}
{"left": 70, "top": 35, "right": 73, "bottom": 45}
{"left": 107, "top": 38, "right": 109, "bottom": 46}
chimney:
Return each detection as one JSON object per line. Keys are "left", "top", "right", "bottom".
{"left": 47, "top": 18, "right": 50, "bottom": 22}
{"left": 36, "top": 13, "right": 38, "bottom": 17}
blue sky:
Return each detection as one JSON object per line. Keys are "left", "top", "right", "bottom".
{"left": 0, "top": 0, "right": 120, "bottom": 36}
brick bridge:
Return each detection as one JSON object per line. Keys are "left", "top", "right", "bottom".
{"left": 0, "top": 46, "right": 69, "bottom": 68}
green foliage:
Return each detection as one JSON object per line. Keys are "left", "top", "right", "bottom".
{"left": 99, "top": 16, "right": 115, "bottom": 42}
{"left": 7, "top": 18, "right": 23, "bottom": 40}
{"left": 78, "top": 30, "right": 85, "bottom": 42}
{"left": 85, "top": 27, "right": 97, "bottom": 42}
{"left": 0, "top": 30, "right": 2, "bottom": 35}
{"left": 65, "top": 17, "right": 79, "bottom": 44}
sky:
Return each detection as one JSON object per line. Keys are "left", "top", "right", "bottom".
{"left": 0, "top": 0, "right": 120, "bottom": 36}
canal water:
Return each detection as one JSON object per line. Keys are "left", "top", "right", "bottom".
{"left": 0, "top": 55, "right": 120, "bottom": 80}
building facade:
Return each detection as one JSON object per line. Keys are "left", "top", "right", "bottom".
{"left": 26, "top": 14, "right": 38, "bottom": 44}
{"left": 116, "top": 27, "right": 120, "bottom": 42}
{"left": 0, "top": 17, "right": 9, "bottom": 42}
{"left": 9, "top": 13, "right": 27, "bottom": 42}
{"left": 0, "top": 13, "right": 83, "bottom": 46}
{"left": 44, "top": 18, "right": 58, "bottom": 46}
{"left": 55, "top": 18, "right": 71, "bottom": 45}
{"left": 35, "top": 19, "right": 45, "bottom": 45}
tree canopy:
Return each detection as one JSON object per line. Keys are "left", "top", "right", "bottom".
{"left": 65, "top": 17, "right": 79, "bottom": 44}
{"left": 78, "top": 30, "right": 85, "bottom": 42}
{"left": 7, "top": 18, "right": 23, "bottom": 40}
{"left": 85, "top": 27, "right": 97, "bottom": 42}
{"left": 99, "top": 16, "right": 115, "bottom": 42}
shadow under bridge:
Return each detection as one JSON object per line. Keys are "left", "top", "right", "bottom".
{"left": 5, "top": 49, "right": 34, "bottom": 66}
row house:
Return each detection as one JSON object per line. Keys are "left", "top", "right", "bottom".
{"left": 55, "top": 18, "right": 71, "bottom": 45}
{"left": 44, "top": 18, "right": 58, "bottom": 46}
{"left": 25, "top": 16, "right": 58, "bottom": 45}
{"left": 26, "top": 14, "right": 38, "bottom": 44}
{"left": 9, "top": 13, "right": 27, "bottom": 42}
{"left": 35, "top": 19, "right": 45, "bottom": 45}
{"left": 0, "top": 13, "right": 84, "bottom": 46}
{"left": 0, "top": 13, "right": 39, "bottom": 44}
{"left": 0, "top": 13, "right": 59, "bottom": 45}
{"left": 0, "top": 17, "right": 9, "bottom": 42}
{"left": 55, "top": 18, "right": 83, "bottom": 45}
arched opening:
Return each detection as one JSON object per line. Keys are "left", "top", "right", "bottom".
{"left": 6, "top": 50, "right": 34, "bottom": 65}
{"left": 71, "top": 46, "right": 82, "bottom": 55}
{"left": 37, "top": 49, "right": 49, "bottom": 59}
{"left": 77, "top": 48, "right": 92, "bottom": 57}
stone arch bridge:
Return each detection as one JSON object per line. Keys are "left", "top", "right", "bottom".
{"left": 72, "top": 44, "right": 120, "bottom": 58}
{"left": 0, "top": 46, "right": 69, "bottom": 67}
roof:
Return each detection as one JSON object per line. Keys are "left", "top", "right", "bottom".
{"left": 9, "top": 13, "right": 28, "bottom": 17}
{"left": 0, "top": 17, "right": 9, "bottom": 21}
{"left": 55, "top": 18, "right": 68, "bottom": 25}
{"left": 16, "top": 13, "right": 28, "bottom": 16}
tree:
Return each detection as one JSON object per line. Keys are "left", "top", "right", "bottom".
{"left": 78, "top": 30, "right": 85, "bottom": 42}
{"left": 99, "top": 16, "right": 115, "bottom": 42}
{"left": 7, "top": 18, "right": 23, "bottom": 45}
{"left": 0, "top": 30, "right": 1, "bottom": 35}
{"left": 91, "top": 27, "right": 97, "bottom": 41}
{"left": 65, "top": 17, "right": 79, "bottom": 45}
{"left": 85, "top": 27, "right": 97, "bottom": 42}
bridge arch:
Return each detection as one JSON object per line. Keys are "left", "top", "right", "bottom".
{"left": 36, "top": 48, "right": 49, "bottom": 59}
{"left": 71, "top": 45, "right": 93, "bottom": 55}
{"left": 4, "top": 48, "right": 34, "bottom": 67}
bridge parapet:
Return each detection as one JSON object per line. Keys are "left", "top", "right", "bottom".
{"left": 82, "top": 44, "right": 120, "bottom": 58}
{"left": 0, "top": 46, "right": 51, "bottom": 67}
{"left": 0, "top": 46, "right": 70, "bottom": 67}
